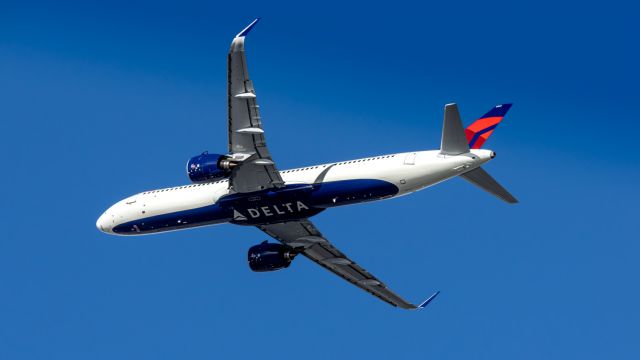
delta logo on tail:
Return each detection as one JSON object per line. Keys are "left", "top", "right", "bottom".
{"left": 465, "top": 104, "right": 512, "bottom": 149}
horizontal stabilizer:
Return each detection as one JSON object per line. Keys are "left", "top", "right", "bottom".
{"left": 461, "top": 167, "right": 518, "bottom": 204}
{"left": 440, "top": 103, "right": 470, "bottom": 155}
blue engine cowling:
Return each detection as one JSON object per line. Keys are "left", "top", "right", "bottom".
{"left": 248, "top": 242, "right": 297, "bottom": 272}
{"left": 186, "top": 152, "right": 232, "bottom": 183}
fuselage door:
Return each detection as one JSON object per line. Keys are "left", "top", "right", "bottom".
{"left": 404, "top": 152, "right": 417, "bottom": 165}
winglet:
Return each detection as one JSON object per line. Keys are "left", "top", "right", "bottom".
{"left": 417, "top": 291, "right": 441, "bottom": 309}
{"left": 236, "top": 18, "right": 261, "bottom": 38}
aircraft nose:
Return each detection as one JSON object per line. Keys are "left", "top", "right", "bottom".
{"left": 96, "top": 212, "right": 113, "bottom": 233}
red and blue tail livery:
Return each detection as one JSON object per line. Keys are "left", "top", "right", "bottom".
{"left": 465, "top": 104, "right": 512, "bottom": 149}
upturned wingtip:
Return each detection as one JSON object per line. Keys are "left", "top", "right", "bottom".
{"left": 236, "top": 18, "right": 261, "bottom": 38}
{"left": 417, "top": 291, "right": 441, "bottom": 309}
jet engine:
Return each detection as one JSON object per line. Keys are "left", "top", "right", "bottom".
{"left": 248, "top": 241, "right": 297, "bottom": 272}
{"left": 186, "top": 152, "right": 237, "bottom": 183}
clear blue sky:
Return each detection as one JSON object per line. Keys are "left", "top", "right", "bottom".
{"left": 1, "top": 1, "right": 639, "bottom": 359}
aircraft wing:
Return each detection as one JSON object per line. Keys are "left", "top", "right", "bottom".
{"left": 257, "top": 219, "right": 440, "bottom": 310}
{"left": 227, "top": 19, "right": 284, "bottom": 193}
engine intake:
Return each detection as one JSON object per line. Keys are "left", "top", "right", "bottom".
{"left": 248, "top": 241, "right": 297, "bottom": 272}
{"left": 186, "top": 152, "right": 235, "bottom": 183}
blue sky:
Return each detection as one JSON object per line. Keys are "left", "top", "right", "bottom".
{"left": 1, "top": 1, "right": 639, "bottom": 359}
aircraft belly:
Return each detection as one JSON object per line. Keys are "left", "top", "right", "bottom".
{"left": 309, "top": 178, "right": 399, "bottom": 208}
{"left": 221, "top": 179, "right": 399, "bottom": 225}
{"left": 111, "top": 177, "right": 400, "bottom": 232}
{"left": 220, "top": 183, "right": 322, "bottom": 225}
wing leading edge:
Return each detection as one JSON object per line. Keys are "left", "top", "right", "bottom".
{"left": 227, "top": 19, "right": 284, "bottom": 193}
{"left": 257, "top": 219, "right": 439, "bottom": 310}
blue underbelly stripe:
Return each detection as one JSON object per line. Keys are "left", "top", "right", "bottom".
{"left": 113, "top": 204, "right": 231, "bottom": 234}
{"left": 113, "top": 179, "right": 398, "bottom": 234}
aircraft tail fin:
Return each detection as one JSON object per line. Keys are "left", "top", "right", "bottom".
{"left": 460, "top": 166, "right": 518, "bottom": 204}
{"left": 440, "top": 103, "right": 470, "bottom": 155}
{"left": 465, "top": 104, "right": 512, "bottom": 149}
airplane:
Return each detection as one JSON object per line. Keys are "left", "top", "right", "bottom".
{"left": 96, "top": 18, "right": 517, "bottom": 310}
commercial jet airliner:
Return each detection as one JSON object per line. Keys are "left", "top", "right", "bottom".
{"left": 96, "top": 19, "right": 517, "bottom": 309}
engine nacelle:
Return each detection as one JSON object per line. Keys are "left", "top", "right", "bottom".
{"left": 248, "top": 242, "right": 297, "bottom": 272}
{"left": 186, "top": 152, "right": 235, "bottom": 183}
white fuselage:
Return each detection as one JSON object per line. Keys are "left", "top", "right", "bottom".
{"left": 97, "top": 149, "right": 494, "bottom": 235}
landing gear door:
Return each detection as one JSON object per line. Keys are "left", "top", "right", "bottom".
{"left": 404, "top": 152, "right": 416, "bottom": 165}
